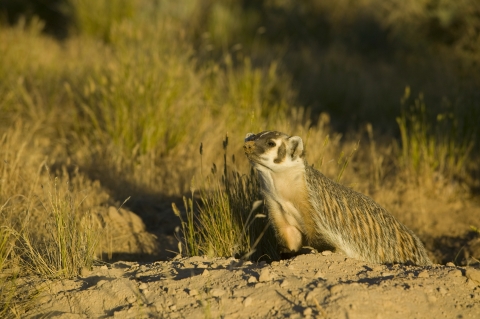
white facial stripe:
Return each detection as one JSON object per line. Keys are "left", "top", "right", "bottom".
{"left": 259, "top": 131, "right": 272, "bottom": 138}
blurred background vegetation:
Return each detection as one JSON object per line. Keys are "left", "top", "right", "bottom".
{"left": 0, "top": 2, "right": 479, "bottom": 314}
{"left": 1, "top": 0, "right": 480, "bottom": 131}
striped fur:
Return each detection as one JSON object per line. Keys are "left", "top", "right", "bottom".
{"left": 244, "top": 131, "right": 432, "bottom": 265}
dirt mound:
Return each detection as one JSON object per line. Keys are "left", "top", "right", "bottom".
{"left": 96, "top": 207, "right": 159, "bottom": 260}
{"left": 28, "top": 253, "right": 480, "bottom": 318}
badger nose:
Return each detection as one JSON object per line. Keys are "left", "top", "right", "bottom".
{"left": 243, "top": 141, "right": 255, "bottom": 154}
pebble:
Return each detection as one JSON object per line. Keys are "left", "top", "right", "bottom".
{"left": 314, "top": 270, "right": 324, "bottom": 278}
{"left": 417, "top": 270, "right": 429, "bottom": 278}
{"left": 243, "top": 297, "right": 253, "bottom": 307}
{"left": 210, "top": 288, "right": 226, "bottom": 297}
{"left": 321, "top": 250, "right": 332, "bottom": 256}
{"left": 189, "top": 289, "right": 199, "bottom": 297}
{"left": 259, "top": 268, "right": 273, "bottom": 282}
{"left": 305, "top": 289, "right": 321, "bottom": 301}
{"left": 280, "top": 280, "right": 289, "bottom": 288}
{"left": 126, "top": 295, "right": 137, "bottom": 303}
{"left": 465, "top": 268, "right": 480, "bottom": 285}
{"left": 303, "top": 307, "right": 313, "bottom": 316}
{"left": 247, "top": 276, "right": 258, "bottom": 284}
{"left": 139, "top": 283, "right": 148, "bottom": 290}
{"left": 202, "top": 269, "right": 210, "bottom": 277}
{"left": 80, "top": 267, "right": 91, "bottom": 277}
{"left": 446, "top": 262, "right": 455, "bottom": 267}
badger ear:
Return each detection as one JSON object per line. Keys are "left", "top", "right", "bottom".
{"left": 288, "top": 136, "right": 304, "bottom": 159}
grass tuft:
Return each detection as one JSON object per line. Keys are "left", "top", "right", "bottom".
{"left": 174, "top": 135, "right": 278, "bottom": 261}
{"left": 20, "top": 173, "right": 100, "bottom": 279}
{"left": 396, "top": 86, "right": 476, "bottom": 191}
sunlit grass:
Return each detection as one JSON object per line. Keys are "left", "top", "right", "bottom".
{"left": 20, "top": 174, "right": 101, "bottom": 279}
{"left": 397, "top": 87, "right": 476, "bottom": 191}
{"left": 0, "top": 0, "right": 478, "bottom": 315}
{"left": 174, "top": 135, "right": 278, "bottom": 261}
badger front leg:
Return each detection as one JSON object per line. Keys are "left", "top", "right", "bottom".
{"left": 266, "top": 199, "right": 303, "bottom": 254}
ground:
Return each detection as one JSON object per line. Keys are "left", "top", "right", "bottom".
{"left": 27, "top": 252, "right": 480, "bottom": 318}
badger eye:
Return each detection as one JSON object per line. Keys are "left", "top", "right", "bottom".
{"left": 267, "top": 141, "right": 276, "bottom": 147}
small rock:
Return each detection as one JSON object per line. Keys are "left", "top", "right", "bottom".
{"left": 305, "top": 291, "right": 316, "bottom": 301}
{"left": 126, "top": 295, "right": 137, "bottom": 303}
{"left": 189, "top": 289, "right": 199, "bottom": 296}
{"left": 202, "top": 269, "right": 210, "bottom": 277}
{"left": 446, "top": 262, "right": 455, "bottom": 267}
{"left": 80, "top": 267, "right": 91, "bottom": 277}
{"left": 314, "top": 270, "right": 324, "bottom": 278}
{"left": 465, "top": 268, "right": 480, "bottom": 285}
{"left": 280, "top": 280, "right": 289, "bottom": 288}
{"left": 321, "top": 250, "right": 332, "bottom": 256}
{"left": 427, "top": 295, "right": 437, "bottom": 303}
{"left": 259, "top": 268, "right": 273, "bottom": 282}
{"left": 417, "top": 270, "right": 429, "bottom": 278}
{"left": 243, "top": 297, "right": 253, "bottom": 307}
{"left": 210, "top": 288, "right": 226, "bottom": 297}
{"left": 247, "top": 276, "right": 258, "bottom": 284}
{"left": 139, "top": 283, "right": 148, "bottom": 290}
{"left": 303, "top": 307, "right": 313, "bottom": 316}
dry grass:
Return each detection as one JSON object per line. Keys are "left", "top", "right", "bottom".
{"left": 0, "top": 0, "right": 479, "bottom": 316}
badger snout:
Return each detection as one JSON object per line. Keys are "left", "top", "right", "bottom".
{"left": 243, "top": 141, "right": 256, "bottom": 154}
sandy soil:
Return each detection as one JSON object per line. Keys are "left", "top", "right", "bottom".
{"left": 27, "top": 251, "right": 480, "bottom": 318}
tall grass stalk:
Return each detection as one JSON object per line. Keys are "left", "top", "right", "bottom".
{"left": 174, "top": 135, "right": 278, "bottom": 261}
{"left": 0, "top": 226, "right": 18, "bottom": 318}
{"left": 21, "top": 174, "right": 100, "bottom": 279}
{"left": 397, "top": 87, "right": 475, "bottom": 189}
